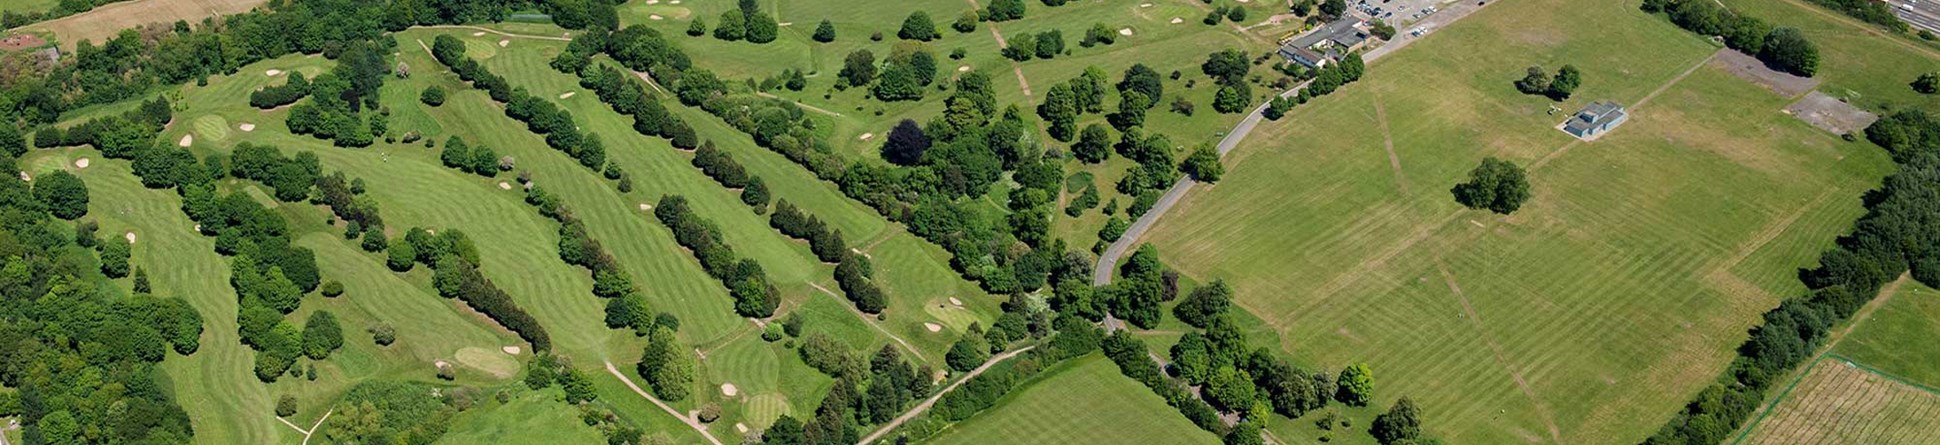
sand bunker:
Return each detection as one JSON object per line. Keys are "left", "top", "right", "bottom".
{"left": 639, "top": 203, "right": 652, "bottom": 211}
{"left": 644, "top": 0, "right": 659, "bottom": 3}
{"left": 502, "top": 346, "right": 521, "bottom": 355}
{"left": 721, "top": 383, "right": 739, "bottom": 396}
{"left": 124, "top": 232, "right": 137, "bottom": 244}
{"left": 1119, "top": 28, "right": 1134, "bottom": 36}
{"left": 949, "top": 297, "right": 963, "bottom": 306}
{"left": 16, "top": 172, "right": 27, "bottom": 181}
{"left": 558, "top": 91, "right": 576, "bottom": 99}
{"left": 1170, "top": 17, "right": 1184, "bottom": 24}
{"left": 924, "top": 323, "right": 943, "bottom": 332}
{"left": 670, "top": 0, "right": 681, "bottom": 4}
{"left": 74, "top": 158, "right": 90, "bottom": 169}
{"left": 735, "top": 423, "right": 748, "bottom": 433}
{"left": 498, "top": 182, "right": 512, "bottom": 190}
{"left": 649, "top": 14, "right": 664, "bottom": 20}
{"left": 264, "top": 69, "right": 282, "bottom": 76}
{"left": 497, "top": 39, "right": 510, "bottom": 47}
{"left": 858, "top": 132, "right": 875, "bottom": 141}
{"left": 957, "top": 65, "right": 971, "bottom": 72}
{"left": 1140, "top": 3, "right": 1153, "bottom": 7}
{"left": 471, "top": 31, "right": 486, "bottom": 36}
{"left": 177, "top": 134, "right": 193, "bottom": 147}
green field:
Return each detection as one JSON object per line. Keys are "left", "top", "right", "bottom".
{"left": 925, "top": 354, "right": 1220, "bottom": 445}
{"left": 1717, "top": 0, "right": 1940, "bottom": 113}
{"left": 1139, "top": 0, "right": 1898, "bottom": 442}
{"left": 1833, "top": 283, "right": 1940, "bottom": 387}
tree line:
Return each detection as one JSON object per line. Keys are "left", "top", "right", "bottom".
{"left": 431, "top": 34, "right": 609, "bottom": 171}
{"left": 654, "top": 195, "right": 781, "bottom": 318}
{"left": 1642, "top": 110, "right": 1940, "bottom": 444}
{"left": 1642, "top": 0, "right": 1820, "bottom": 77}
{"left": 770, "top": 200, "right": 890, "bottom": 312}
{"left": 766, "top": 333, "right": 940, "bottom": 444}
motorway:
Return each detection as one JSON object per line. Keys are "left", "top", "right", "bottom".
{"left": 1892, "top": 0, "right": 1940, "bottom": 34}
{"left": 1092, "top": 0, "right": 1489, "bottom": 286}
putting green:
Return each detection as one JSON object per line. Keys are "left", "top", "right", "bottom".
{"left": 192, "top": 115, "right": 230, "bottom": 142}
{"left": 454, "top": 346, "right": 520, "bottom": 379}
{"left": 743, "top": 393, "right": 789, "bottom": 431}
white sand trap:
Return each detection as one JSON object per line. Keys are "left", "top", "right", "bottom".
{"left": 639, "top": 203, "right": 652, "bottom": 211}
{"left": 498, "top": 39, "right": 510, "bottom": 47}
{"left": 73, "top": 158, "right": 90, "bottom": 169}
{"left": 1119, "top": 28, "right": 1134, "bottom": 36}
{"left": 735, "top": 423, "right": 748, "bottom": 433}
{"left": 17, "top": 172, "right": 27, "bottom": 181}
{"left": 177, "top": 134, "right": 193, "bottom": 147}
{"left": 124, "top": 232, "right": 137, "bottom": 244}
{"left": 502, "top": 345, "right": 521, "bottom": 355}
{"left": 779, "top": 22, "right": 792, "bottom": 26}
{"left": 1140, "top": 2, "right": 1153, "bottom": 7}
{"left": 238, "top": 123, "right": 256, "bottom": 132}
{"left": 472, "top": 31, "right": 486, "bottom": 36}
{"left": 670, "top": 0, "right": 680, "bottom": 4}
{"left": 193, "top": 224, "right": 201, "bottom": 232}
{"left": 498, "top": 181, "right": 512, "bottom": 190}
{"left": 949, "top": 297, "right": 963, "bottom": 306}
{"left": 648, "top": 14, "right": 664, "bottom": 20}
{"left": 264, "top": 69, "right": 282, "bottom": 76}
{"left": 721, "top": 383, "right": 739, "bottom": 396}
{"left": 957, "top": 65, "right": 971, "bottom": 72}
{"left": 1170, "top": 17, "right": 1184, "bottom": 24}
{"left": 558, "top": 91, "right": 576, "bottom": 99}
{"left": 924, "top": 323, "right": 943, "bottom": 332}
{"left": 858, "top": 132, "right": 874, "bottom": 141}
{"left": 644, "top": 0, "right": 658, "bottom": 4}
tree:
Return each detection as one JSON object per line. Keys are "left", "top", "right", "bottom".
{"left": 420, "top": 86, "right": 446, "bottom": 106}
{"left": 1074, "top": 124, "right": 1112, "bottom": 163}
{"left": 1207, "top": 367, "right": 1258, "bottom": 412}
{"left": 813, "top": 19, "right": 836, "bottom": 42}
{"left": 714, "top": 10, "right": 746, "bottom": 41}
{"left": 100, "top": 236, "right": 131, "bottom": 278}
{"left": 1226, "top": 4, "right": 1249, "bottom": 22}
{"left": 1117, "top": 64, "right": 1164, "bottom": 108}
{"left": 840, "top": 49, "right": 877, "bottom": 87}
{"left": 985, "top": 0, "right": 1026, "bottom": 21}
{"left": 1225, "top": 422, "right": 1265, "bottom": 445}
{"left": 1002, "top": 32, "right": 1036, "bottom": 61}
{"left": 1175, "top": 280, "right": 1232, "bottom": 328}
{"left": 1320, "top": 0, "right": 1347, "bottom": 19}
{"left": 1336, "top": 363, "right": 1374, "bottom": 406}
{"left": 387, "top": 241, "right": 417, "bottom": 271}
{"left": 1263, "top": 96, "right": 1295, "bottom": 120}
{"left": 1547, "top": 65, "right": 1580, "bottom": 100}
{"left": 945, "top": 329, "right": 990, "bottom": 372}
{"left": 1450, "top": 157, "right": 1531, "bottom": 214}
{"left": 1039, "top": 84, "right": 1080, "bottom": 141}
{"left": 900, "top": 11, "right": 937, "bottom": 41}
{"left": 1035, "top": 29, "right": 1064, "bottom": 59}
{"left": 369, "top": 323, "right": 396, "bottom": 346}
{"left": 276, "top": 395, "right": 298, "bottom": 417}
{"left": 1213, "top": 83, "right": 1251, "bottom": 114}
{"left": 1917, "top": 72, "right": 1940, "bottom": 94}
{"left": 1513, "top": 66, "right": 1551, "bottom": 95}
{"left": 1082, "top": 23, "right": 1116, "bottom": 47}
{"left": 954, "top": 11, "right": 979, "bottom": 33}
{"left": 0, "top": 123, "right": 22, "bottom": 158}
{"left": 34, "top": 170, "right": 89, "bottom": 219}
{"left": 1371, "top": 397, "right": 1423, "bottom": 444}
{"left": 302, "top": 311, "right": 343, "bottom": 360}
{"left": 1180, "top": 146, "right": 1224, "bottom": 182}
{"left": 687, "top": 18, "right": 707, "bottom": 36}
{"left": 1759, "top": 27, "right": 1819, "bottom": 77}
{"left": 1202, "top": 49, "right": 1250, "bottom": 84}
{"left": 882, "top": 119, "right": 931, "bottom": 165}
{"left": 638, "top": 326, "right": 695, "bottom": 401}
{"left": 744, "top": 12, "right": 779, "bottom": 43}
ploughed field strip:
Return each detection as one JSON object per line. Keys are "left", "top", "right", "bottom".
{"left": 1740, "top": 358, "right": 1940, "bottom": 445}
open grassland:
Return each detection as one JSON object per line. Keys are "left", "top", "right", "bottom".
{"left": 1832, "top": 283, "right": 1940, "bottom": 387}
{"left": 924, "top": 354, "right": 1219, "bottom": 445}
{"left": 0, "top": 0, "right": 58, "bottom": 16}
{"left": 11, "top": 0, "right": 264, "bottom": 48}
{"left": 433, "top": 387, "right": 609, "bottom": 445}
{"left": 1739, "top": 358, "right": 1940, "bottom": 445}
{"left": 1139, "top": 0, "right": 1897, "bottom": 442}
{"left": 1714, "top": 0, "right": 1940, "bottom": 113}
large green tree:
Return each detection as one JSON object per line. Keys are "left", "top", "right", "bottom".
{"left": 33, "top": 170, "right": 88, "bottom": 220}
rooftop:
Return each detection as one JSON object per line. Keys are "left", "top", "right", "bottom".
{"left": 1564, "top": 101, "right": 1626, "bottom": 133}
{"left": 1284, "top": 16, "right": 1367, "bottom": 52}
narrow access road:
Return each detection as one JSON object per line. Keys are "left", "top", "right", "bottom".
{"left": 1093, "top": 2, "right": 1488, "bottom": 286}
{"left": 603, "top": 361, "right": 726, "bottom": 445}
{"left": 856, "top": 345, "right": 1036, "bottom": 445}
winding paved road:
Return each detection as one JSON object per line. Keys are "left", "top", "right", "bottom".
{"left": 1093, "top": 3, "right": 1487, "bottom": 286}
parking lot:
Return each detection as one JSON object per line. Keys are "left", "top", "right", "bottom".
{"left": 1355, "top": 0, "right": 1456, "bottom": 27}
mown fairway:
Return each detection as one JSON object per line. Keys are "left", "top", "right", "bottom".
{"left": 1140, "top": 0, "right": 1897, "bottom": 442}
{"left": 925, "top": 354, "right": 1220, "bottom": 445}
{"left": 1738, "top": 358, "right": 1940, "bottom": 445}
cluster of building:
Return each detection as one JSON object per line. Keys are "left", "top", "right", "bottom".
{"left": 1275, "top": 16, "right": 1370, "bottom": 70}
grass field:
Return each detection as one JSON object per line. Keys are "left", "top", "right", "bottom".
{"left": 0, "top": 0, "right": 58, "bottom": 16}
{"left": 925, "top": 354, "right": 1219, "bottom": 445}
{"left": 1717, "top": 0, "right": 1940, "bottom": 113}
{"left": 1832, "top": 283, "right": 1940, "bottom": 388}
{"left": 10, "top": 0, "right": 265, "bottom": 48}
{"left": 1137, "top": 0, "right": 1898, "bottom": 442}
{"left": 1738, "top": 358, "right": 1940, "bottom": 445}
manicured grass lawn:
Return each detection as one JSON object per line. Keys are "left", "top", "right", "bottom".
{"left": 925, "top": 354, "right": 1220, "bottom": 445}
{"left": 1717, "top": 0, "right": 1940, "bottom": 113}
{"left": 1834, "top": 283, "right": 1940, "bottom": 388}
{"left": 1139, "top": 0, "right": 1897, "bottom": 442}
{"left": 433, "top": 387, "right": 608, "bottom": 445}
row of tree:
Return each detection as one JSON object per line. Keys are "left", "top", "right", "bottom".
{"left": 431, "top": 35, "right": 609, "bottom": 170}
{"left": 1263, "top": 51, "right": 1367, "bottom": 121}
{"left": 769, "top": 334, "right": 938, "bottom": 444}
{"left": 654, "top": 195, "right": 782, "bottom": 317}
{"left": 1644, "top": 111, "right": 1940, "bottom": 443}
{"left": 250, "top": 72, "right": 313, "bottom": 109}
{"left": 1643, "top": 0, "right": 1819, "bottom": 76}
{"left": 770, "top": 200, "right": 890, "bottom": 312}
